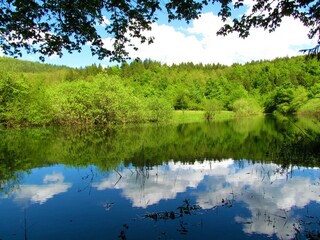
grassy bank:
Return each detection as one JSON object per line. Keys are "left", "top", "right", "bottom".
{"left": 172, "top": 110, "right": 235, "bottom": 123}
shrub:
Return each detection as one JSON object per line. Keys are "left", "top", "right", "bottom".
{"left": 299, "top": 98, "right": 320, "bottom": 115}
{"left": 0, "top": 72, "right": 30, "bottom": 125}
{"left": 264, "top": 86, "right": 296, "bottom": 115}
{"left": 232, "top": 98, "right": 262, "bottom": 116}
{"left": 50, "top": 74, "right": 172, "bottom": 125}
{"left": 147, "top": 97, "right": 173, "bottom": 122}
{"left": 204, "top": 99, "right": 224, "bottom": 121}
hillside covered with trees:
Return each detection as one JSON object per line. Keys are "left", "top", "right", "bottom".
{"left": 0, "top": 56, "right": 319, "bottom": 126}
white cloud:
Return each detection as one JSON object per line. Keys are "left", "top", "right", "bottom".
{"left": 123, "top": 13, "right": 316, "bottom": 65}
{"left": 49, "top": 53, "right": 59, "bottom": 60}
{"left": 102, "top": 16, "right": 110, "bottom": 26}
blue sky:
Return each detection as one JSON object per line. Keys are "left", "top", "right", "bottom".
{"left": 2, "top": 1, "right": 317, "bottom": 68}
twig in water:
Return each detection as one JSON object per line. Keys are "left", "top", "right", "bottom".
{"left": 114, "top": 169, "right": 122, "bottom": 187}
{"left": 24, "top": 209, "right": 27, "bottom": 240}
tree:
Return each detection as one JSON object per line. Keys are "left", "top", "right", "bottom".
{"left": 216, "top": 0, "right": 320, "bottom": 59}
{"left": 204, "top": 98, "right": 224, "bottom": 121}
{"left": 1, "top": 0, "right": 319, "bottom": 61}
{"left": 264, "top": 85, "right": 297, "bottom": 115}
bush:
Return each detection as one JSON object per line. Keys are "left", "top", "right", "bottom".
{"left": 264, "top": 86, "right": 296, "bottom": 115}
{"left": 24, "top": 85, "right": 56, "bottom": 125}
{"left": 0, "top": 72, "right": 30, "bottom": 125}
{"left": 232, "top": 98, "right": 262, "bottom": 116}
{"left": 50, "top": 74, "right": 172, "bottom": 125}
{"left": 52, "top": 75, "right": 147, "bottom": 124}
{"left": 204, "top": 99, "right": 224, "bottom": 121}
{"left": 299, "top": 98, "right": 320, "bottom": 115}
{"left": 147, "top": 97, "right": 173, "bottom": 122}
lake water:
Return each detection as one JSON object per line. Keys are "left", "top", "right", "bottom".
{"left": 0, "top": 115, "right": 320, "bottom": 239}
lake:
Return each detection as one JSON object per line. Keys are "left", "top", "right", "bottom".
{"left": 0, "top": 115, "right": 320, "bottom": 239}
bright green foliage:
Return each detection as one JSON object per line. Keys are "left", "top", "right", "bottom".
{"left": 0, "top": 72, "right": 56, "bottom": 126}
{"left": 122, "top": 57, "right": 319, "bottom": 117}
{"left": 310, "top": 83, "right": 320, "bottom": 98}
{"left": 1, "top": 55, "right": 320, "bottom": 126}
{"left": 51, "top": 75, "right": 167, "bottom": 124}
{"left": 264, "top": 85, "right": 310, "bottom": 115}
{"left": 0, "top": 71, "right": 29, "bottom": 125}
{"left": 54, "top": 80, "right": 100, "bottom": 124}
{"left": 204, "top": 98, "right": 224, "bottom": 121}
{"left": 147, "top": 97, "right": 173, "bottom": 122}
{"left": 232, "top": 98, "right": 262, "bottom": 117}
{"left": 24, "top": 83, "right": 56, "bottom": 125}
{"left": 174, "top": 88, "right": 191, "bottom": 110}
{"left": 265, "top": 87, "right": 296, "bottom": 115}
{"left": 292, "top": 86, "right": 309, "bottom": 110}
{"left": 0, "top": 69, "right": 173, "bottom": 126}
{"left": 299, "top": 98, "right": 320, "bottom": 115}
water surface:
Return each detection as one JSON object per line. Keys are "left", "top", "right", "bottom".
{"left": 1, "top": 116, "right": 320, "bottom": 239}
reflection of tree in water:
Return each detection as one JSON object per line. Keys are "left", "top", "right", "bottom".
{"left": 0, "top": 147, "right": 27, "bottom": 195}
{"left": 0, "top": 171, "right": 23, "bottom": 196}
{"left": 0, "top": 116, "right": 320, "bottom": 183}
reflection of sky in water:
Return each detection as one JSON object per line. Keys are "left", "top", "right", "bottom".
{"left": 1, "top": 160, "right": 320, "bottom": 239}
{"left": 13, "top": 172, "right": 71, "bottom": 206}
{"left": 93, "top": 160, "right": 320, "bottom": 209}
{"left": 93, "top": 160, "right": 320, "bottom": 239}
{"left": 195, "top": 163, "right": 320, "bottom": 239}
{"left": 93, "top": 159, "right": 234, "bottom": 208}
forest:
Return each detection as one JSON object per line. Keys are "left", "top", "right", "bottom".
{"left": 0, "top": 55, "right": 319, "bottom": 126}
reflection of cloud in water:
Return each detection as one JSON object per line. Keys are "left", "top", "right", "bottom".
{"left": 13, "top": 172, "right": 71, "bottom": 205}
{"left": 195, "top": 163, "right": 320, "bottom": 239}
{"left": 196, "top": 164, "right": 320, "bottom": 209}
{"left": 43, "top": 172, "right": 64, "bottom": 183}
{"left": 93, "top": 159, "right": 234, "bottom": 208}
{"left": 94, "top": 160, "right": 320, "bottom": 239}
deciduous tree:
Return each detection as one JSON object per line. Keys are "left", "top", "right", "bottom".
{"left": 0, "top": 0, "right": 319, "bottom": 61}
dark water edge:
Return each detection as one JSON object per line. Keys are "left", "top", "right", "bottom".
{"left": 1, "top": 115, "right": 319, "bottom": 170}
{"left": 0, "top": 115, "right": 320, "bottom": 239}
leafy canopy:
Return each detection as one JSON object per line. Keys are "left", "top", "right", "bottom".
{"left": 0, "top": 0, "right": 319, "bottom": 61}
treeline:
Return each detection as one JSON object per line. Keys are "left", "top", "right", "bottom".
{"left": 108, "top": 57, "right": 320, "bottom": 117}
{"left": 0, "top": 56, "right": 104, "bottom": 84}
{"left": 0, "top": 56, "right": 319, "bottom": 126}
